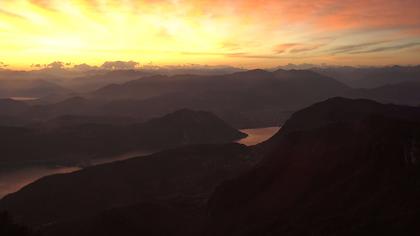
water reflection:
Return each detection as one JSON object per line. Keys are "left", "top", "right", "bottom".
{"left": 237, "top": 127, "right": 280, "bottom": 146}
{"left": 8, "top": 97, "right": 39, "bottom": 101}
{"left": 0, "top": 151, "right": 154, "bottom": 199}
{"left": 0, "top": 166, "right": 80, "bottom": 199}
{"left": 0, "top": 128, "right": 280, "bottom": 199}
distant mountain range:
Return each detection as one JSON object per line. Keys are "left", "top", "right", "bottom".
{"left": 0, "top": 69, "right": 349, "bottom": 128}
{"left": 0, "top": 66, "right": 243, "bottom": 98}
{"left": 3, "top": 98, "right": 420, "bottom": 235}
{"left": 314, "top": 65, "right": 420, "bottom": 88}
{"left": 0, "top": 79, "right": 70, "bottom": 99}
{"left": 2, "top": 67, "right": 420, "bottom": 129}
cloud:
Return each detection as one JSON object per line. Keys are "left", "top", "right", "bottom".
{"left": 274, "top": 43, "right": 301, "bottom": 54}
{"left": 180, "top": 51, "right": 289, "bottom": 59}
{"left": 228, "top": 53, "right": 281, "bottom": 59}
{"left": 0, "top": 9, "right": 26, "bottom": 20}
{"left": 350, "top": 42, "right": 420, "bottom": 54}
{"left": 30, "top": 61, "right": 136, "bottom": 71}
{"left": 46, "top": 61, "right": 66, "bottom": 69}
{"left": 100, "top": 61, "right": 140, "bottom": 70}
{"left": 72, "top": 63, "right": 98, "bottom": 71}
{"left": 290, "top": 44, "right": 325, "bottom": 53}
{"left": 329, "top": 41, "right": 390, "bottom": 54}
{"left": 29, "top": 0, "right": 57, "bottom": 11}
{"left": 0, "top": 62, "right": 9, "bottom": 69}
{"left": 1, "top": 0, "right": 420, "bottom": 67}
{"left": 227, "top": 52, "right": 318, "bottom": 60}
{"left": 29, "top": 61, "right": 72, "bottom": 71}
{"left": 31, "top": 64, "right": 43, "bottom": 68}
{"left": 220, "top": 42, "right": 242, "bottom": 51}
{"left": 274, "top": 43, "right": 324, "bottom": 54}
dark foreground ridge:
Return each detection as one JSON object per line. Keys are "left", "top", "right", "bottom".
{"left": 209, "top": 97, "right": 420, "bottom": 236}
{"left": 2, "top": 98, "right": 420, "bottom": 235}
{"left": 0, "top": 143, "right": 255, "bottom": 235}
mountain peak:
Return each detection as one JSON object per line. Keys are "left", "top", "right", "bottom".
{"left": 209, "top": 98, "right": 420, "bottom": 236}
{"left": 229, "top": 69, "right": 272, "bottom": 78}
{"left": 280, "top": 97, "right": 420, "bottom": 134}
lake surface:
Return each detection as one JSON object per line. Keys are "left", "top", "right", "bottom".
{"left": 8, "top": 97, "right": 39, "bottom": 101}
{"left": 0, "top": 151, "right": 154, "bottom": 199}
{"left": 0, "top": 165, "right": 80, "bottom": 199}
{"left": 0, "top": 128, "right": 279, "bottom": 199}
{"left": 237, "top": 126, "right": 280, "bottom": 146}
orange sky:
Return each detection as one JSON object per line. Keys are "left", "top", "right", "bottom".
{"left": 0, "top": 0, "right": 419, "bottom": 69}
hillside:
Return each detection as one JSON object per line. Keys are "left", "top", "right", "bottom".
{"left": 208, "top": 98, "right": 420, "bottom": 236}
{"left": 0, "top": 109, "right": 245, "bottom": 164}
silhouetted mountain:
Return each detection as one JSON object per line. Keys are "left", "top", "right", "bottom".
{"left": 64, "top": 70, "right": 154, "bottom": 92}
{"left": 4, "top": 98, "right": 420, "bottom": 236}
{"left": 208, "top": 97, "right": 420, "bottom": 236}
{"left": 0, "top": 109, "right": 245, "bottom": 164}
{"left": 8, "top": 68, "right": 420, "bottom": 129}
{"left": 0, "top": 99, "right": 29, "bottom": 126}
{"left": 0, "top": 79, "right": 69, "bottom": 98}
{"left": 314, "top": 65, "right": 420, "bottom": 88}
{"left": 277, "top": 97, "right": 420, "bottom": 134}
{"left": 91, "top": 75, "right": 187, "bottom": 100}
{"left": 354, "top": 81, "right": 420, "bottom": 106}
{"left": 2, "top": 67, "right": 420, "bottom": 129}
{"left": 0, "top": 211, "right": 39, "bottom": 236}
{"left": 92, "top": 69, "right": 348, "bottom": 101}
{"left": 0, "top": 143, "right": 254, "bottom": 234}
{"left": 89, "top": 69, "right": 349, "bottom": 127}
{"left": 43, "top": 201, "right": 205, "bottom": 236}
{"left": 42, "top": 115, "right": 140, "bottom": 128}
{"left": 27, "top": 96, "right": 97, "bottom": 119}
{"left": 0, "top": 99, "right": 29, "bottom": 116}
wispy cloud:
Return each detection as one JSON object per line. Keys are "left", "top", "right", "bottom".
{"left": 0, "top": 9, "right": 26, "bottom": 20}
{"left": 350, "top": 42, "right": 420, "bottom": 54}
{"left": 290, "top": 44, "right": 325, "bottom": 53}
{"left": 274, "top": 43, "right": 324, "bottom": 54}
{"left": 274, "top": 43, "right": 301, "bottom": 54}
{"left": 0, "top": 61, "right": 9, "bottom": 68}
{"left": 329, "top": 41, "right": 390, "bottom": 54}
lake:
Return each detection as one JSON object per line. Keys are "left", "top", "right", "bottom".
{"left": 0, "top": 165, "right": 80, "bottom": 199}
{"left": 237, "top": 126, "right": 280, "bottom": 146}
{"left": 0, "top": 151, "right": 154, "bottom": 199}
{"left": 0, "top": 127, "right": 280, "bottom": 199}
{"left": 8, "top": 97, "right": 39, "bottom": 101}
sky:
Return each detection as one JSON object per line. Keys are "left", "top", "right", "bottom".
{"left": 0, "top": 0, "right": 420, "bottom": 69}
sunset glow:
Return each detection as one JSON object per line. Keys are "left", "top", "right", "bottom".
{"left": 1, "top": 0, "right": 420, "bottom": 69}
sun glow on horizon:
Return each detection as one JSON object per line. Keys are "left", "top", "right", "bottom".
{"left": 1, "top": 0, "right": 420, "bottom": 69}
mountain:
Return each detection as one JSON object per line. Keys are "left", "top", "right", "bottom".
{"left": 0, "top": 79, "right": 70, "bottom": 98}
{"left": 0, "top": 143, "right": 254, "bottom": 234}
{"left": 208, "top": 97, "right": 420, "bottom": 236}
{"left": 0, "top": 109, "right": 245, "bottom": 164}
{"left": 63, "top": 70, "right": 154, "bottom": 92}
{"left": 314, "top": 65, "right": 420, "bottom": 88}
{"left": 3, "top": 98, "right": 420, "bottom": 236}
{"left": 24, "top": 68, "right": 419, "bottom": 128}
{"left": 355, "top": 81, "right": 420, "bottom": 106}
{"left": 91, "top": 75, "right": 190, "bottom": 100}
{"left": 89, "top": 69, "right": 349, "bottom": 128}
{"left": 92, "top": 69, "right": 348, "bottom": 101}
{"left": 12, "top": 68, "right": 420, "bottom": 129}
{"left": 0, "top": 99, "right": 29, "bottom": 116}
{"left": 42, "top": 201, "right": 206, "bottom": 236}
{"left": 0, "top": 211, "right": 39, "bottom": 236}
